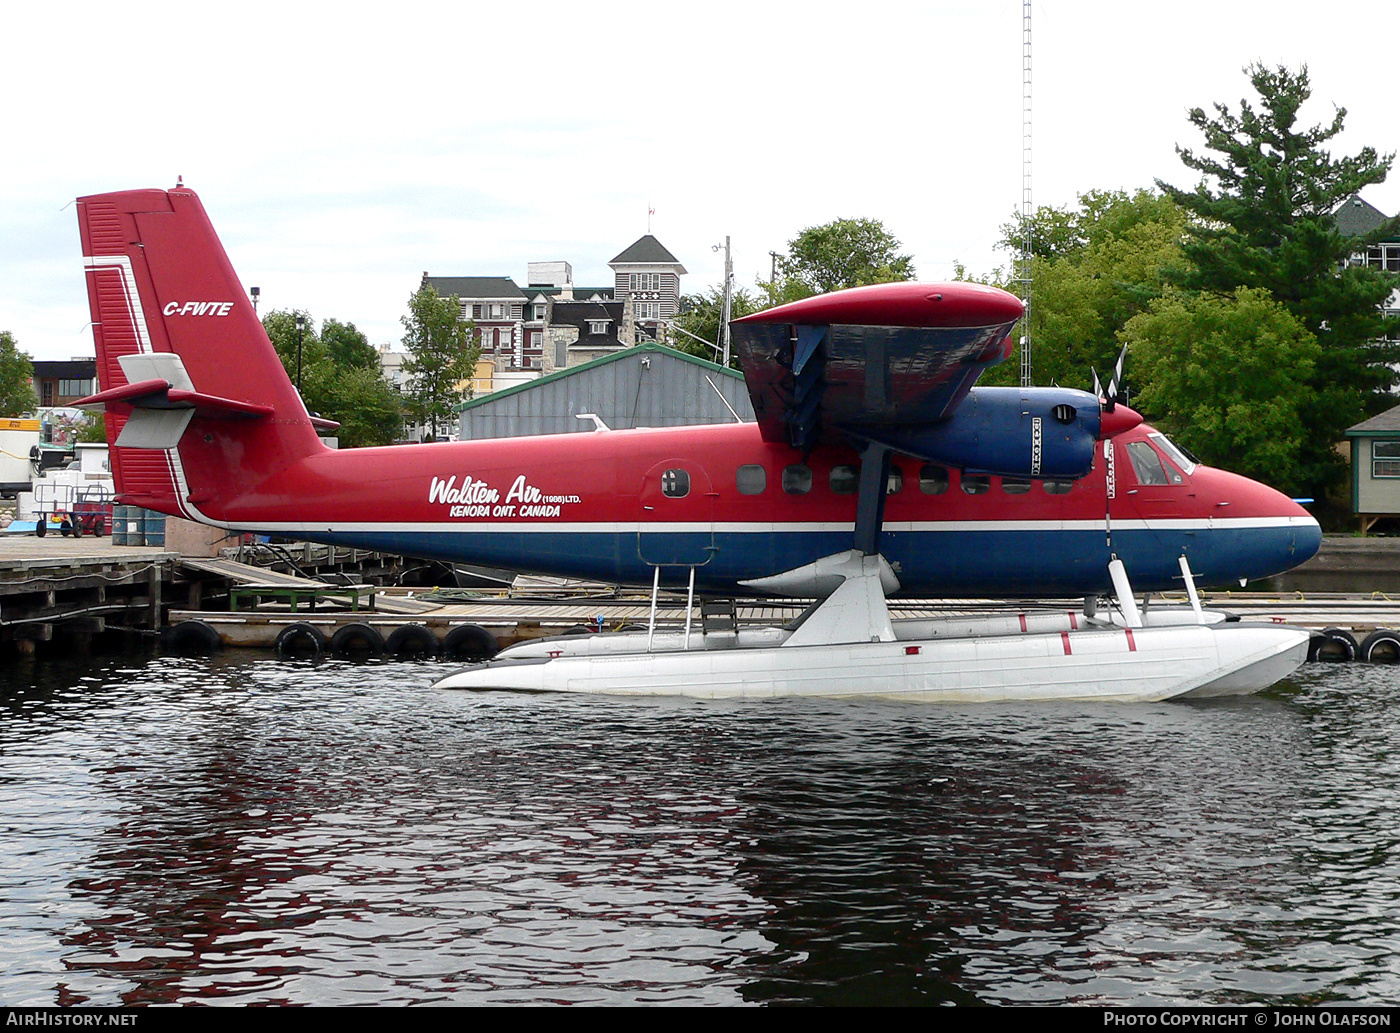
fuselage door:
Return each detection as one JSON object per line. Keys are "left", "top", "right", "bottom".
{"left": 637, "top": 458, "right": 717, "bottom": 566}
{"left": 1119, "top": 438, "right": 1193, "bottom": 522}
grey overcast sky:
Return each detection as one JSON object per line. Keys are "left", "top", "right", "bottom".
{"left": 2, "top": 0, "right": 1396, "bottom": 361}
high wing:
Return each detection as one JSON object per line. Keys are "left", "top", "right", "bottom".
{"left": 732, "top": 281, "right": 1023, "bottom": 451}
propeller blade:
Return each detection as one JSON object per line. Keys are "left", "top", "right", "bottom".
{"left": 1107, "top": 344, "right": 1127, "bottom": 403}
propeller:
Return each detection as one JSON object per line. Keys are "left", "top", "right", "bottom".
{"left": 1093, "top": 345, "right": 1128, "bottom": 413}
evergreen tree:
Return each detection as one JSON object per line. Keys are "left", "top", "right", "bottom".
{"left": 1156, "top": 63, "right": 1400, "bottom": 496}
{"left": 400, "top": 285, "right": 478, "bottom": 441}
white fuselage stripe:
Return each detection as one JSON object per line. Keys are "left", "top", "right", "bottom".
{"left": 220, "top": 516, "right": 1317, "bottom": 535}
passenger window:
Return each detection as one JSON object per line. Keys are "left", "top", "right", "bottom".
{"left": 1042, "top": 480, "right": 1073, "bottom": 495}
{"left": 887, "top": 465, "right": 903, "bottom": 495}
{"left": 919, "top": 464, "right": 948, "bottom": 494}
{"left": 736, "top": 465, "right": 766, "bottom": 495}
{"left": 830, "top": 465, "right": 858, "bottom": 495}
{"left": 661, "top": 468, "right": 690, "bottom": 498}
{"left": 1125, "top": 441, "right": 1182, "bottom": 486}
{"left": 782, "top": 464, "right": 812, "bottom": 495}
{"left": 1002, "top": 477, "right": 1031, "bottom": 495}
{"left": 961, "top": 474, "right": 991, "bottom": 495}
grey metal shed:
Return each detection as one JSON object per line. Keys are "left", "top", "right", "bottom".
{"left": 457, "top": 343, "right": 753, "bottom": 440}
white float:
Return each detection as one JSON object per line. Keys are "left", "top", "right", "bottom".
{"left": 434, "top": 553, "right": 1309, "bottom": 702}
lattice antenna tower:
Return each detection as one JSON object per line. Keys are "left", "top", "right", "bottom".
{"left": 1017, "top": 0, "right": 1033, "bottom": 387}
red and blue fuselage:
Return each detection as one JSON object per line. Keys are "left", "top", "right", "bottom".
{"left": 191, "top": 417, "right": 1320, "bottom": 597}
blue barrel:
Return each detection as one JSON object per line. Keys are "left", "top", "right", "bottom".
{"left": 111, "top": 504, "right": 132, "bottom": 546}
{"left": 141, "top": 509, "right": 166, "bottom": 546}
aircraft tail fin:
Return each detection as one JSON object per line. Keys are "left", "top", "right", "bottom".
{"left": 75, "top": 186, "right": 324, "bottom": 524}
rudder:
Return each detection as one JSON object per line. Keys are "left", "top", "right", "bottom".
{"left": 77, "top": 186, "right": 323, "bottom": 523}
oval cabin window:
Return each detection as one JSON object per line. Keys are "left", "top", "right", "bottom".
{"left": 736, "top": 465, "right": 766, "bottom": 495}
{"left": 782, "top": 464, "right": 812, "bottom": 495}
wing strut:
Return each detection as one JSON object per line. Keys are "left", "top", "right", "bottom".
{"left": 853, "top": 442, "right": 893, "bottom": 556}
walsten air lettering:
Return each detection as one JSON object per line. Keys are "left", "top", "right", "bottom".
{"left": 429, "top": 474, "right": 581, "bottom": 519}
{"left": 428, "top": 476, "right": 500, "bottom": 506}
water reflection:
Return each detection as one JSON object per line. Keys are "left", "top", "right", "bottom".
{"left": 2, "top": 655, "right": 1398, "bottom": 1005}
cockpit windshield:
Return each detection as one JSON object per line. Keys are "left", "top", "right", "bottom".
{"left": 1149, "top": 432, "right": 1197, "bottom": 475}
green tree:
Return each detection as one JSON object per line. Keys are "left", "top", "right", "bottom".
{"left": 322, "top": 318, "right": 380, "bottom": 371}
{"left": 263, "top": 309, "right": 324, "bottom": 388}
{"left": 761, "top": 218, "right": 915, "bottom": 304}
{"left": 262, "top": 309, "right": 402, "bottom": 448}
{"left": 401, "top": 285, "right": 478, "bottom": 441}
{"left": 0, "top": 331, "right": 37, "bottom": 415}
{"left": 320, "top": 365, "right": 404, "bottom": 447}
{"left": 1125, "top": 288, "right": 1322, "bottom": 494}
{"left": 1156, "top": 63, "right": 1400, "bottom": 496}
{"left": 673, "top": 285, "right": 762, "bottom": 367}
{"left": 979, "top": 190, "right": 1188, "bottom": 389}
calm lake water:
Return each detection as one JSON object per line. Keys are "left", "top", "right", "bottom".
{"left": 1, "top": 652, "right": 1398, "bottom": 1007}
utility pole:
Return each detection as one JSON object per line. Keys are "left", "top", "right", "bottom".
{"left": 713, "top": 236, "right": 734, "bottom": 367}
{"left": 721, "top": 236, "right": 733, "bottom": 367}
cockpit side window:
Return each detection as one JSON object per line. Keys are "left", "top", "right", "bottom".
{"left": 1149, "top": 432, "right": 1197, "bottom": 475}
{"left": 1125, "top": 441, "right": 1183, "bottom": 486}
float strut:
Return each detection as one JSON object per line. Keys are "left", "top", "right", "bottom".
{"left": 647, "top": 566, "right": 660, "bottom": 652}
{"left": 684, "top": 566, "right": 696, "bottom": 650}
{"left": 1178, "top": 554, "right": 1204, "bottom": 623}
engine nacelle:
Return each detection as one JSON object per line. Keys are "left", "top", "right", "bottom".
{"left": 858, "top": 386, "right": 1104, "bottom": 479}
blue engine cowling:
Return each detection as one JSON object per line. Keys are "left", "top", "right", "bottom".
{"left": 852, "top": 386, "right": 1102, "bottom": 479}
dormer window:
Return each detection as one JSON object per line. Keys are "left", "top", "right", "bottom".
{"left": 588, "top": 319, "right": 611, "bottom": 335}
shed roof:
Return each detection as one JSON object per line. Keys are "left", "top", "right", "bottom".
{"left": 1347, "top": 404, "right": 1400, "bottom": 436}
{"left": 459, "top": 342, "right": 741, "bottom": 412}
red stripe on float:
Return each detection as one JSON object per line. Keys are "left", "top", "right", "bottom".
{"left": 1125, "top": 628, "right": 1136, "bottom": 652}
{"left": 1061, "top": 632, "right": 1072, "bottom": 655}
{"left": 1069, "top": 611, "right": 1079, "bottom": 630}
{"left": 1019, "top": 613, "right": 1027, "bottom": 633}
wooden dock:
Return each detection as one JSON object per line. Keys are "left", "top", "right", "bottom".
{"left": 9, "top": 531, "right": 1400, "bottom": 661}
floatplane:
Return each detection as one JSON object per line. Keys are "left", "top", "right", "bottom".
{"left": 73, "top": 186, "right": 1322, "bottom": 702}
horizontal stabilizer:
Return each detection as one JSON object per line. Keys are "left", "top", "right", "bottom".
{"left": 74, "top": 350, "right": 276, "bottom": 434}
{"left": 76, "top": 378, "right": 276, "bottom": 421}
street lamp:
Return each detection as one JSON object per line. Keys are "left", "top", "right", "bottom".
{"left": 294, "top": 313, "right": 305, "bottom": 394}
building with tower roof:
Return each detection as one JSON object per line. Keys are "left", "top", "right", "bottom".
{"left": 609, "top": 235, "right": 687, "bottom": 342}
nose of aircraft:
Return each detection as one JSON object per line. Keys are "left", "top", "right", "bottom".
{"left": 1196, "top": 466, "right": 1323, "bottom": 578}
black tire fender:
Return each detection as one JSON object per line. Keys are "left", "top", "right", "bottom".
{"left": 442, "top": 624, "right": 499, "bottom": 661}
{"left": 385, "top": 623, "right": 440, "bottom": 658}
{"left": 275, "top": 621, "right": 328, "bottom": 660}
{"left": 1308, "top": 627, "right": 1359, "bottom": 663}
{"left": 329, "top": 622, "right": 385, "bottom": 660}
{"left": 1360, "top": 628, "right": 1400, "bottom": 664}
{"left": 164, "top": 619, "right": 222, "bottom": 654}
